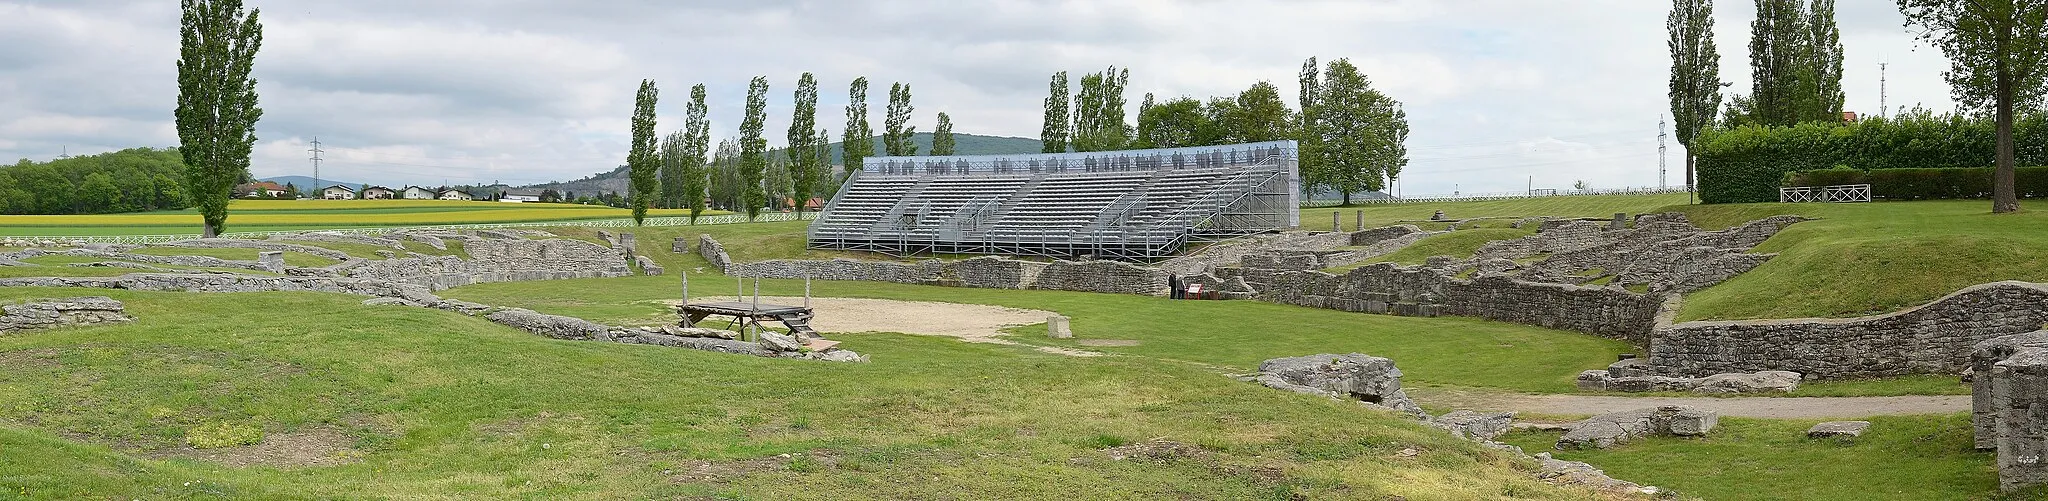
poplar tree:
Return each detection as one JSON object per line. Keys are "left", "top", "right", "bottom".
{"left": 740, "top": 76, "right": 769, "bottom": 220}
{"left": 884, "top": 82, "right": 917, "bottom": 156}
{"left": 659, "top": 130, "right": 686, "bottom": 209}
{"left": 1899, "top": 0, "right": 2048, "bottom": 213}
{"left": 1805, "top": 0, "right": 1845, "bottom": 122}
{"left": 1041, "top": 72, "right": 1070, "bottom": 153}
{"left": 1071, "top": 66, "right": 1131, "bottom": 152}
{"left": 627, "top": 79, "right": 659, "bottom": 225}
{"left": 682, "top": 84, "right": 711, "bottom": 222}
{"left": 932, "top": 112, "right": 956, "bottom": 156}
{"left": 175, "top": 0, "right": 263, "bottom": 237}
{"left": 787, "top": 72, "right": 819, "bottom": 215}
{"left": 1669, "top": 0, "right": 1724, "bottom": 194}
{"left": 1297, "top": 57, "right": 1324, "bottom": 195}
{"left": 842, "top": 77, "right": 875, "bottom": 181}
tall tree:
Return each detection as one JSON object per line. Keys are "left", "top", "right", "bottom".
{"left": 1136, "top": 96, "right": 1209, "bottom": 148}
{"left": 884, "top": 82, "right": 917, "bottom": 156}
{"left": 1071, "top": 66, "right": 1132, "bottom": 152}
{"left": 1750, "top": 0, "right": 1808, "bottom": 127}
{"left": 1297, "top": 57, "right": 1325, "bottom": 196}
{"left": 1669, "top": 0, "right": 1724, "bottom": 195}
{"left": 932, "top": 112, "right": 956, "bottom": 155}
{"left": 659, "top": 130, "right": 686, "bottom": 209}
{"left": 1041, "top": 72, "right": 1071, "bottom": 153}
{"left": 1805, "top": 0, "right": 1845, "bottom": 122}
{"left": 1899, "top": 0, "right": 2048, "bottom": 213}
{"left": 627, "top": 79, "right": 659, "bottom": 225}
{"left": 175, "top": 0, "right": 263, "bottom": 237}
{"left": 1231, "top": 81, "right": 1294, "bottom": 143}
{"left": 787, "top": 72, "right": 820, "bottom": 216}
{"left": 740, "top": 76, "right": 769, "bottom": 220}
{"left": 1316, "top": 58, "right": 1408, "bottom": 205}
{"left": 682, "top": 83, "right": 711, "bottom": 221}
{"left": 842, "top": 77, "right": 875, "bottom": 182}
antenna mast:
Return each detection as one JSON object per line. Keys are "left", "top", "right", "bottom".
{"left": 1658, "top": 117, "right": 1669, "bottom": 189}
{"left": 1880, "top": 61, "right": 1889, "bottom": 118}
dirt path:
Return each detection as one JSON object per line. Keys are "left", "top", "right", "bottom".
{"left": 664, "top": 296, "right": 1102, "bottom": 357}
{"left": 1408, "top": 387, "right": 1969, "bottom": 419}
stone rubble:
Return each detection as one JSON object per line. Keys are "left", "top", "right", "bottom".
{"left": 0, "top": 296, "right": 131, "bottom": 334}
{"left": 1970, "top": 330, "right": 2048, "bottom": 492}
{"left": 1254, "top": 353, "right": 1425, "bottom": 418}
{"left": 1807, "top": 421, "right": 1871, "bottom": 439}
{"left": 1555, "top": 406, "right": 1718, "bottom": 450}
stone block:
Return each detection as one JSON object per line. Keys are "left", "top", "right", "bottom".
{"left": 1807, "top": 421, "right": 1870, "bottom": 439}
{"left": 1432, "top": 410, "right": 1516, "bottom": 441}
{"left": 1047, "top": 314, "right": 1072, "bottom": 339}
{"left": 1575, "top": 370, "right": 1609, "bottom": 391}
{"left": 257, "top": 251, "right": 285, "bottom": 273}
{"left": 1256, "top": 353, "right": 1424, "bottom": 418}
{"left": 672, "top": 236, "right": 689, "bottom": 253}
{"left": 1692, "top": 371, "right": 1801, "bottom": 394}
{"left": 1556, "top": 405, "right": 1717, "bottom": 450}
{"left": 636, "top": 256, "right": 664, "bottom": 276}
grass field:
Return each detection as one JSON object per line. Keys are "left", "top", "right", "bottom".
{"left": 1299, "top": 193, "right": 1693, "bottom": 231}
{"left": 0, "top": 287, "right": 1601, "bottom": 500}
{"left": 0, "top": 200, "right": 737, "bottom": 236}
{"left": 1496, "top": 415, "right": 2024, "bottom": 500}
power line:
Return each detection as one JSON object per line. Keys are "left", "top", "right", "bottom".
{"left": 308, "top": 136, "right": 325, "bottom": 199}
{"left": 1658, "top": 116, "right": 1669, "bottom": 189}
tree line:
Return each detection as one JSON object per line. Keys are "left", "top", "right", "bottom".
{"left": 1669, "top": 0, "right": 2048, "bottom": 212}
{"left": 1038, "top": 61, "right": 1410, "bottom": 205}
{"left": 624, "top": 74, "right": 957, "bottom": 224}
{"left": 0, "top": 148, "right": 192, "bottom": 215}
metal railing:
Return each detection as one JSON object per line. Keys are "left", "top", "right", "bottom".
{"left": 1299, "top": 186, "right": 1694, "bottom": 207}
{"left": 1780, "top": 184, "right": 1872, "bottom": 203}
{"left": 3, "top": 212, "right": 818, "bottom": 245}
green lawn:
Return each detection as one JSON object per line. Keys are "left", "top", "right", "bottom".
{"left": 0, "top": 287, "right": 1591, "bottom": 500}
{"left": 446, "top": 274, "right": 1632, "bottom": 395}
{"left": 1497, "top": 415, "right": 2022, "bottom": 501}
{"left": 1670, "top": 200, "right": 2048, "bottom": 321}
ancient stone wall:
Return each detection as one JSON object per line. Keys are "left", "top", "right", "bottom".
{"left": 1971, "top": 331, "right": 2048, "bottom": 492}
{"left": 950, "top": 256, "right": 1045, "bottom": 290}
{"left": 0, "top": 296, "right": 131, "bottom": 333}
{"left": 730, "top": 258, "right": 943, "bottom": 284}
{"left": 1647, "top": 282, "right": 2048, "bottom": 379}
{"left": 1157, "top": 229, "right": 1393, "bottom": 276}
{"left": 1256, "top": 264, "right": 1664, "bottom": 344}
{"left": 698, "top": 234, "right": 734, "bottom": 272}
{"left": 340, "top": 237, "right": 630, "bottom": 290}
{"left": 1032, "top": 259, "right": 1170, "bottom": 296}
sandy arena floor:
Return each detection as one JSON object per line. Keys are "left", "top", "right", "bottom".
{"left": 663, "top": 296, "right": 1102, "bottom": 357}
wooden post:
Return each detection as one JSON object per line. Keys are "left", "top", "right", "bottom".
{"left": 1331, "top": 212, "right": 1339, "bottom": 232}
{"left": 804, "top": 272, "right": 811, "bottom": 309}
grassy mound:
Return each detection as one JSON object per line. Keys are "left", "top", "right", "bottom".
{"left": 0, "top": 287, "right": 1596, "bottom": 499}
{"left": 1300, "top": 193, "right": 1691, "bottom": 230}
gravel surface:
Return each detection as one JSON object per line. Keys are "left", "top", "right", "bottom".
{"left": 669, "top": 296, "right": 1102, "bottom": 357}
{"left": 1409, "top": 387, "right": 1969, "bottom": 419}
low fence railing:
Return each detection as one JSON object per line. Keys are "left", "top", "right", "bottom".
{"left": 2, "top": 212, "right": 817, "bottom": 245}
{"left": 1298, "top": 186, "right": 1693, "bottom": 207}
{"left": 1779, "top": 184, "right": 1872, "bottom": 203}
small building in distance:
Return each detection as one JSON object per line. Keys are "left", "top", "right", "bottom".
{"left": 321, "top": 185, "right": 356, "bottom": 200}
{"left": 500, "top": 188, "right": 544, "bottom": 203}
{"left": 438, "top": 189, "right": 473, "bottom": 201}
{"left": 402, "top": 186, "right": 436, "bottom": 200}
{"left": 362, "top": 186, "right": 397, "bottom": 199}
{"left": 235, "top": 181, "right": 287, "bottom": 199}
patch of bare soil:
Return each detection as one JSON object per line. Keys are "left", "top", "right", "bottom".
{"left": 660, "top": 296, "right": 1105, "bottom": 357}
{"left": 156, "top": 428, "right": 362, "bottom": 468}
{"left": 0, "top": 348, "right": 62, "bottom": 368}
{"left": 667, "top": 450, "right": 840, "bottom": 484}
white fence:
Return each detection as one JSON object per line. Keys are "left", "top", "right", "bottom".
{"left": 1299, "top": 186, "right": 1693, "bottom": 207}
{"left": 6, "top": 212, "right": 817, "bottom": 245}
{"left": 1779, "top": 184, "right": 1872, "bottom": 203}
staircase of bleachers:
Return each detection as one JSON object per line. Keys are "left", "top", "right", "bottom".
{"left": 808, "top": 140, "right": 1299, "bottom": 261}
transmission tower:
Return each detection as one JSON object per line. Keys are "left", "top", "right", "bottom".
{"left": 308, "top": 137, "right": 325, "bottom": 200}
{"left": 58, "top": 146, "right": 70, "bottom": 160}
{"left": 1880, "top": 61, "right": 1889, "bottom": 118}
{"left": 1658, "top": 117, "right": 1668, "bottom": 189}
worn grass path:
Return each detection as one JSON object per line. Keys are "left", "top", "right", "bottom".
{"left": 1407, "top": 387, "right": 1970, "bottom": 419}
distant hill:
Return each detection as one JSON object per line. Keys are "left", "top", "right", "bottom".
{"left": 520, "top": 133, "right": 1043, "bottom": 194}
{"left": 260, "top": 175, "right": 377, "bottom": 190}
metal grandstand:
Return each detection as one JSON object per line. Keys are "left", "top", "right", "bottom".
{"left": 807, "top": 140, "right": 1299, "bottom": 261}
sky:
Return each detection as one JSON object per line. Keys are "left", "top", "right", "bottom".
{"left": 0, "top": 0, "right": 1966, "bottom": 196}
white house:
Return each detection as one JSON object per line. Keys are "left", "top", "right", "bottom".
{"left": 437, "top": 189, "right": 473, "bottom": 201}
{"left": 499, "top": 188, "right": 543, "bottom": 203}
{"left": 402, "top": 186, "right": 436, "bottom": 200}
{"left": 362, "top": 186, "right": 397, "bottom": 199}
{"left": 321, "top": 185, "right": 355, "bottom": 200}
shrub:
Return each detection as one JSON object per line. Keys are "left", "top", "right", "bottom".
{"left": 1695, "top": 111, "right": 2046, "bottom": 203}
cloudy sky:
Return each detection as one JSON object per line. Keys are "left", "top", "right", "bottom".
{"left": 1, "top": 0, "right": 1964, "bottom": 195}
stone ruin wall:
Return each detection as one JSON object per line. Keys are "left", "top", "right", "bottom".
{"left": 0, "top": 296, "right": 131, "bottom": 334}
{"left": 697, "top": 235, "right": 1168, "bottom": 296}
{"left": 1255, "top": 265, "right": 1665, "bottom": 345}
{"left": 341, "top": 237, "right": 631, "bottom": 290}
{"left": 1647, "top": 281, "right": 2048, "bottom": 379}
{"left": 1971, "top": 331, "right": 2048, "bottom": 492}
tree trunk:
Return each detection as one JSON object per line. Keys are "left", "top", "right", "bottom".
{"left": 1994, "top": 64, "right": 2019, "bottom": 213}
{"left": 1685, "top": 152, "right": 1696, "bottom": 193}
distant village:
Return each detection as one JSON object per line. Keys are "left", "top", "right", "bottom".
{"left": 231, "top": 181, "right": 546, "bottom": 203}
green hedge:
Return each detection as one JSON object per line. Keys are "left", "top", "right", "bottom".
{"left": 1785, "top": 167, "right": 2048, "bottom": 200}
{"left": 1694, "top": 112, "right": 2048, "bottom": 203}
